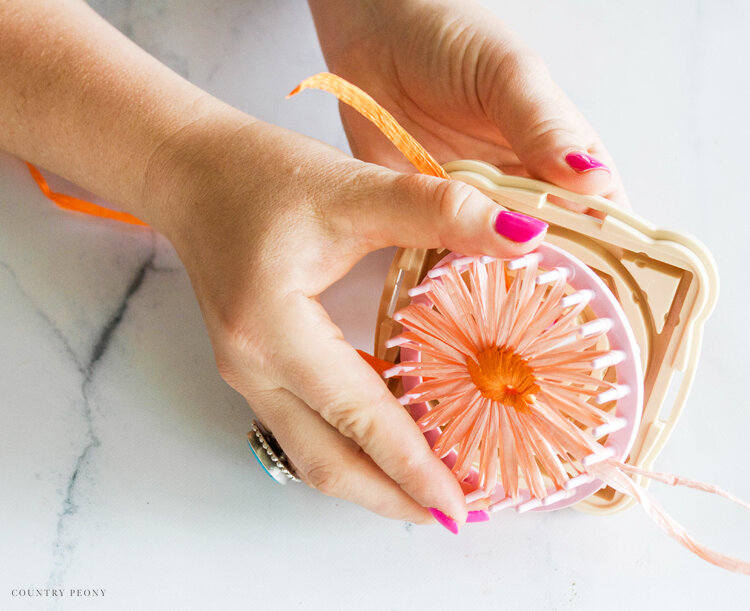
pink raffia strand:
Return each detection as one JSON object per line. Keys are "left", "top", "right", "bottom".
{"left": 391, "top": 254, "right": 750, "bottom": 575}
{"left": 590, "top": 460, "right": 750, "bottom": 575}
{"left": 613, "top": 461, "right": 750, "bottom": 510}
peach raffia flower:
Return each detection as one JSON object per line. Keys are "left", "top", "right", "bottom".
{"left": 386, "top": 248, "right": 750, "bottom": 573}
{"left": 385, "top": 252, "right": 626, "bottom": 504}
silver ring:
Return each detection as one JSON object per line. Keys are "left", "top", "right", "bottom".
{"left": 247, "top": 420, "right": 300, "bottom": 484}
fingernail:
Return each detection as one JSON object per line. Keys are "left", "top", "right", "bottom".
{"left": 466, "top": 509, "right": 490, "bottom": 523}
{"left": 564, "top": 151, "right": 610, "bottom": 174}
{"left": 428, "top": 507, "right": 459, "bottom": 534}
{"left": 494, "top": 210, "right": 548, "bottom": 243}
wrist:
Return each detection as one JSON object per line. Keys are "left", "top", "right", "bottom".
{"left": 139, "top": 100, "right": 258, "bottom": 241}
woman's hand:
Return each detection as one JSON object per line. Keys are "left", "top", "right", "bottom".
{"left": 146, "top": 112, "right": 546, "bottom": 528}
{"left": 1, "top": 0, "right": 550, "bottom": 530}
{"left": 308, "top": 0, "right": 629, "bottom": 206}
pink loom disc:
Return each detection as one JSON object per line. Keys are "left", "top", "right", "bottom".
{"left": 400, "top": 243, "right": 644, "bottom": 511}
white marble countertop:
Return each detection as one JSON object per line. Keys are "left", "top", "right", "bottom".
{"left": 2, "top": 1, "right": 749, "bottom": 609}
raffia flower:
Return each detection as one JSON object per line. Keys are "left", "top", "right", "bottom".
{"left": 386, "top": 253, "right": 627, "bottom": 505}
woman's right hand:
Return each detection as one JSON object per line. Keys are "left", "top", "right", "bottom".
{"left": 144, "top": 109, "right": 547, "bottom": 529}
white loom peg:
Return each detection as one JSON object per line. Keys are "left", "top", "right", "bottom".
{"left": 582, "top": 446, "right": 616, "bottom": 467}
{"left": 407, "top": 282, "right": 433, "bottom": 297}
{"left": 516, "top": 497, "right": 543, "bottom": 513}
{"left": 560, "top": 289, "right": 595, "bottom": 308}
{"left": 563, "top": 473, "right": 594, "bottom": 491}
{"left": 541, "top": 489, "right": 569, "bottom": 506}
{"left": 592, "top": 417, "right": 628, "bottom": 438}
{"left": 578, "top": 318, "right": 614, "bottom": 338}
{"left": 507, "top": 252, "right": 543, "bottom": 270}
{"left": 536, "top": 267, "right": 571, "bottom": 285}
{"left": 384, "top": 335, "right": 410, "bottom": 349}
{"left": 595, "top": 384, "right": 630, "bottom": 404}
{"left": 590, "top": 350, "right": 626, "bottom": 370}
{"left": 464, "top": 489, "right": 490, "bottom": 504}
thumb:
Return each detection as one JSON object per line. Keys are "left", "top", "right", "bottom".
{"left": 480, "top": 46, "right": 628, "bottom": 206}
{"left": 339, "top": 168, "right": 547, "bottom": 257}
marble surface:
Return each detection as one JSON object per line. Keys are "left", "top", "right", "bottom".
{"left": 2, "top": 1, "right": 749, "bottom": 608}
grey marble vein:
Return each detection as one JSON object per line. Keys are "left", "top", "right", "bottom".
{"left": 0, "top": 260, "right": 83, "bottom": 374}
{"left": 47, "top": 245, "right": 156, "bottom": 589}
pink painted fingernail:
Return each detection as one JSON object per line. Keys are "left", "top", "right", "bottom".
{"left": 466, "top": 509, "right": 490, "bottom": 523}
{"left": 565, "top": 151, "right": 610, "bottom": 174}
{"left": 428, "top": 507, "right": 459, "bottom": 534}
{"left": 494, "top": 211, "right": 548, "bottom": 243}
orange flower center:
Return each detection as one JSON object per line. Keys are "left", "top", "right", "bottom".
{"left": 466, "top": 346, "right": 539, "bottom": 411}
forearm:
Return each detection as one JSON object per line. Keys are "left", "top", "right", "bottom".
{"left": 0, "top": 0, "right": 247, "bottom": 226}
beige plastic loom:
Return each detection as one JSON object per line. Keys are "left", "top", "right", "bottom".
{"left": 374, "top": 159, "right": 719, "bottom": 515}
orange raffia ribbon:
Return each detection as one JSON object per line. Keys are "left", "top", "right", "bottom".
{"left": 26, "top": 162, "right": 147, "bottom": 226}
{"left": 355, "top": 349, "right": 393, "bottom": 376}
{"left": 287, "top": 72, "right": 450, "bottom": 180}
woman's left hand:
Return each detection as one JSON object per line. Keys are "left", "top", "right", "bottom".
{"left": 308, "top": 0, "right": 629, "bottom": 206}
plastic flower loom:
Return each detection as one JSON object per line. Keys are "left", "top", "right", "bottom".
{"left": 27, "top": 73, "right": 749, "bottom": 574}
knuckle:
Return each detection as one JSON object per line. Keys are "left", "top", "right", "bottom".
{"left": 304, "top": 462, "right": 348, "bottom": 497}
{"left": 437, "top": 180, "right": 479, "bottom": 224}
{"left": 326, "top": 162, "right": 392, "bottom": 236}
{"left": 212, "top": 315, "right": 275, "bottom": 391}
{"left": 525, "top": 116, "right": 578, "bottom": 150}
{"left": 392, "top": 451, "right": 433, "bottom": 488}
{"left": 393, "top": 172, "right": 436, "bottom": 205}
{"left": 214, "top": 351, "right": 240, "bottom": 386}
{"left": 321, "top": 401, "right": 377, "bottom": 448}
